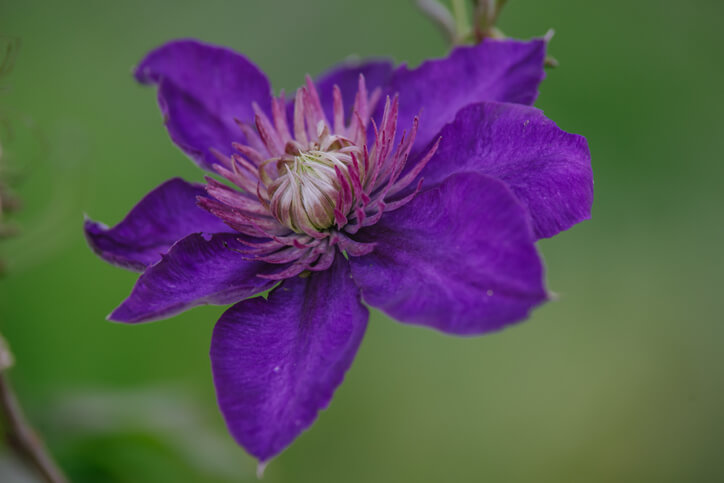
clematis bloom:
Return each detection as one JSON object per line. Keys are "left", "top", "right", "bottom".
{"left": 85, "top": 38, "right": 592, "bottom": 464}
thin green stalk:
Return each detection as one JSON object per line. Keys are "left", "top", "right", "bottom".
{"left": 451, "top": 0, "right": 470, "bottom": 38}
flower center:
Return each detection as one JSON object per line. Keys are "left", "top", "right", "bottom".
{"left": 200, "top": 74, "right": 439, "bottom": 279}
{"left": 268, "top": 153, "right": 339, "bottom": 232}
{"left": 266, "top": 129, "right": 361, "bottom": 234}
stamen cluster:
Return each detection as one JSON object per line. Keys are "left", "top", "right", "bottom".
{"left": 198, "top": 75, "right": 439, "bottom": 280}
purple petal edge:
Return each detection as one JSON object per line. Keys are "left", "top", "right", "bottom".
{"left": 135, "top": 39, "right": 272, "bottom": 171}
{"left": 211, "top": 255, "right": 368, "bottom": 463}
{"left": 418, "top": 101, "right": 593, "bottom": 239}
{"left": 109, "top": 233, "right": 274, "bottom": 323}
{"left": 350, "top": 172, "right": 547, "bottom": 335}
{"left": 383, "top": 38, "right": 547, "bottom": 154}
{"left": 84, "top": 178, "right": 230, "bottom": 271}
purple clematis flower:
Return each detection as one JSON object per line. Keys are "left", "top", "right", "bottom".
{"left": 85, "top": 38, "right": 592, "bottom": 464}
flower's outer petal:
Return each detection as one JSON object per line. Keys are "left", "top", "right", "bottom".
{"left": 135, "top": 39, "right": 272, "bottom": 170}
{"left": 349, "top": 172, "right": 547, "bottom": 335}
{"left": 84, "top": 178, "right": 231, "bottom": 272}
{"left": 314, "top": 60, "right": 394, "bottom": 122}
{"left": 109, "top": 233, "right": 274, "bottom": 323}
{"left": 385, "top": 38, "right": 546, "bottom": 154}
{"left": 419, "top": 102, "right": 593, "bottom": 239}
{"left": 211, "top": 255, "right": 368, "bottom": 463}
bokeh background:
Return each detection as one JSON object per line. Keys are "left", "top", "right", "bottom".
{"left": 1, "top": 0, "right": 723, "bottom": 481}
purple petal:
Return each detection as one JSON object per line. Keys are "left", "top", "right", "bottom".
{"left": 135, "top": 39, "right": 272, "bottom": 170}
{"left": 349, "top": 172, "right": 547, "bottom": 335}
{"left": 211, "top": 255, "right": 367, "bottom": 462}
{"left": 84, "top": 178, "right": 231, "bottom": 271}
{"left": 418, "top": 102, "right": 593, "bottom": 239}
{"left": 385, "top": 38, "right": 546, "bottom": 153}
{"left": 109, "top": 233, "right": 274, "bottom": 323}
{"left": 313, "top": 60, "right": 394, "bottom": 122}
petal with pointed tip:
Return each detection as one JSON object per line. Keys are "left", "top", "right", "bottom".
{"left": 84, "top": 178, "right": 231, "bottom": 271}
{"left": 211, "top": 255, "right": 367, "bottom": 462}
{"left": 109, "top": 233, "right": 274, "bottom": 323}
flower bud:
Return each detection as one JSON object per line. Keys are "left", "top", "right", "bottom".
{"left": 268, "top": 152, "right": 347, "bottom": 234}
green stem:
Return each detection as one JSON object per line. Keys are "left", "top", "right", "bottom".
{"left": 451, "top": 0, "right": 470, "bottom": 38}
{"left": 473, "top": 0, "right": 507, "bottom": 41}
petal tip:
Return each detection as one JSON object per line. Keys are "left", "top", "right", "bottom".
{"left": 256, "top": 461, "right": 268, "bottom": 479}
{"left": 106, "top": 304, "right": 131, "bottom": 324}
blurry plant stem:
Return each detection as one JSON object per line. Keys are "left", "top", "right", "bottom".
{"left": 0, "top": 338, "right": 68, "bottom": 483}
{"left": 451, "top": 0, "right": 470, "bottom": 38}
{"left": 472, "top": 0, "right": 506, "bottom": 42}
{"left": 0, "top": 38, "right": 63, "bottom": 480}
{"left": 415, "top": 0, "right": 558, "bottom": 67}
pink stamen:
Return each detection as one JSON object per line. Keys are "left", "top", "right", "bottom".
{"left": 271, "top": 91, "right": 292, "bottom": 143}
{"left": 332, "top": 85, "right": 345, "bottom": 135}
{"left": 201, "top": 73, "right": 437, "bottom": 275}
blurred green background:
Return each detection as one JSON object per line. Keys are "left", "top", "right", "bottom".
{"left": 1, "top": 0, "right": 723, "bottom": 481}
